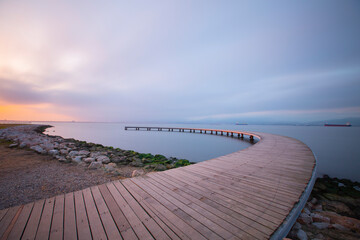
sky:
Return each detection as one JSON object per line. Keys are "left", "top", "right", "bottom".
{"left": 0, "top": 0, "right": 360, "bottom": 123}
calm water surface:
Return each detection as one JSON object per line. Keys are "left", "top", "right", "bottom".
{"left": 41, "top": 122, "right": 360, "bottom": 182}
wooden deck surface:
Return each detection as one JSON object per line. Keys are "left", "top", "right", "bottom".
{"left": 0, "top": 129, "right": 316, "bottom": 240}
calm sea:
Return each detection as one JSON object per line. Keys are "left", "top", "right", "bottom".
{"left": 40, "top": 122, "right": 360, "bottom": 182}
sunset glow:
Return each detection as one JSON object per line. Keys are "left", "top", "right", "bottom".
{"left": 0, "top": 0, "right": 359, "bottom": 123}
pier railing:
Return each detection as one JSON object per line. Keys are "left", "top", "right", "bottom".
{"left": 124, "top": 126, "right": 260, "bottom": 142}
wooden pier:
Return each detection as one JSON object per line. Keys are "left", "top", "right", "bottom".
{"left": 0, "top": 127, "right": 316, "bottom": 240}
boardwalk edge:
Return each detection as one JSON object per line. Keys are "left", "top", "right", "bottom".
{"left": 270, "top": 151, "right": 318, "bottom": 240}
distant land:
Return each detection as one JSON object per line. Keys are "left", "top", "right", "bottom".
{"left": 1, "top": 117, "right": 360, "bottom": 127}
{"left": 305, "top": 117, "right": 360, "bottom": 127}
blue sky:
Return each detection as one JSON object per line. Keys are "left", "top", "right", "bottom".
{"left": 0, "top": 0, "right": 359, "bottom": 123}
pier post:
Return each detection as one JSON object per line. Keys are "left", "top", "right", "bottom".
{"left": 221, "top": 131, "right": 223, "bottom": 135}
{"left": 241, "top": 134, "right": 244, "bottom": 138}
{"left": 231, "top": 132, "right": 233, "bottom": 137}
{"left": 200, "top": 130, "right": 202, "bottom": 133}
{"left": 227, "top": 132, "right": 229, "bottom": 136}
{"left": 250, "top": 135, "right": 254, "bottom": 142}
{"left": 205, "top": 130, "right": 207, "bottom": 134}
{"left": 216, "top": 131, "right": 218, "bottom": 135}
{"left": 211, "top": 131, "right": 213, "bottom": 134}
{"left": 238, "top": 133, "right": 240, "bottom": 138}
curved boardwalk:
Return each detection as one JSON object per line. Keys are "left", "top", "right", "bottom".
{"left": 0, "top": 127, "right": 316, "bottom": 240}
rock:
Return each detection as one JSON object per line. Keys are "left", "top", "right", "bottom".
{"left": 83, "top": 157, "right": 95, "bottom": 163}
{"left": 88, "top": 161, "right": 103, "bottom": 169}
{"left": 111, "top": 156, "right": 127, "bottom": 163}
{"left": 68, "top": 151, "right": 79, "bottom": 157}
{"left": 131, "top": 169, "right": 145, "bottom": 178}
{"left": 60, "top": 149, "right": 69, "bottom": 155}
{"left": 296, "top": 229, "right": 308, "bottom": 240}
{"left": 155, "top": 164, "right": 167, "bottom": 171}
{"left": 330, "top": 223, "right": 349, "bottom": 231}
{"left": 104, "top": 163, "right": 117, "bottom": 171}
{"left": 302, "top": 207, "right": 311, "bottom": 215}
{"left": 19, "top": 142, "right": 27, "bottom": 148}
{"left": 56, "top": 156, "right": 67, "bottom": 162}
{"left": 322, "top": 200, "right": 353, "bottom": 216}
{"left": 96, "top": 155, "right": 110, "bottom": 164}
{"left": 319, "top": 211, "right": 360, "bottom": 233}
{"left": 311, "top": 213, "right": 330, "bottom": 223}
{"left": 297, "top": 212, "right": 312, "bottom": 225}
{"left": 312, "top": 222, "right": 329, "bottom": 229}
{"left": 338, "top": 182, "right": 345, "bottom": 187}
{"left": 72, "top": 156, "right": 82, "bottom": 163}
{"left": 310, "top": 197, "right": 318, "bottom": 205}
{"left": 30, "top": 145, "right": 46, "bottom": 154}
{"left": 78, "top": 150, "right": 90, "bottom": 156}
{"left": 48, "top": 149, "right": 59, "bottom": 156}
{"left": 293, "top": 222, "right": 302, "bottom": 230}
{"left": 9, "top": 143, "right": 18, "bottom": 148}
{"left": 90, "top": 152, "right": 104, "bottom": 158}
{"left": 129, "top": 159, "right": 144, "bottom": 167}
{"left": 312, "top": 204, "right": 323, "bottom": 212}
{"left": 354, "top": 186, "right": 360, "bottom": 191}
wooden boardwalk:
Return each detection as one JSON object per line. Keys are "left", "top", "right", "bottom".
{"left": 0, "top": 127, "right": 316, "bottom": 240}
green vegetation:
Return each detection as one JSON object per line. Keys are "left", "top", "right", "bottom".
{"left": 0, "top": 124, "right": 27, "bottom": 129}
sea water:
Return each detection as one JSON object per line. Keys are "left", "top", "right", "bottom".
{"left": 41, "top": 122, "right": 360, "bottom": 182}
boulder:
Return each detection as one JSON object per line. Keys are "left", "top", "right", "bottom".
{"left": 30, "top": 145, "right": 46, "bottom": 154}
{"left": 312, "top": 222, "right": 329, "bottom": 229}
{"left": 131, "top": 169, "right": 145, "bottom": 178}
{"left": 297, "top": 212, "right": 312, "bottom": 225}
{"left": 19, "top": 142, "right": 27, "bottom": 148}
{"left": 296, "top": 229, "right": 308, "bottom": 240}
{"left": 68, "top": 151, "right": 79, "bottom": 157}
{"left": 96, "top": 155, "right": 110, "bottom": 164}
{"left": 88, "top": 162, "right": 103, "bottom": 169}
{"left": 111, "top": 156, "right": 127, "bottom": 163}
{"left": 311, "top": 213, "right": 330, "bottom": 223}
{"left": 104, "top": 163, "right": 117, "bottom": 171}
{"left": 48, "top": 149, "right": 59, "bottom": 156}
{"left": 9, "top": 143, "right": 18, "bottom": 148}
{"left": 319, "top": 211, "right": 360, "bottom": 233}
{"left": 155, "top": 164, "right": 167, "bottom": 171}
{"left": 72, "top": 156, "right": 82, "bottom": 163}
{"left": 83, "top": 157, "right": 95, "bottom": 163}
{"left": 322, "top": 200, "right": 353, "bottom": 216}
{"left": 78, "top": 150, "right": 90, "bottom": 156}
{"left": 60, "top": 149, "right": 69, "bottom": 155}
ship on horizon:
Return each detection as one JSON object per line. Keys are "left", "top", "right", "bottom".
{"left": 324, "top": 122, "right": 352, "bottom": 127}
{"left": 236, "top": 122, "right": 248, "bottom": 125}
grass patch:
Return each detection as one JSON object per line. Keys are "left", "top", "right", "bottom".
{"left": 0, "top": 124, "right": 27, "bottom": 129}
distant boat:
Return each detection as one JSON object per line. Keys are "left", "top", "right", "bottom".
{"left": 236, "top": 123, "right": 248, "bottom": 125}
{"left": 324, "top": 122, "right": 352, "bottom": 127}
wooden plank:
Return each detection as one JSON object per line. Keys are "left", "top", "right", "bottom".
{"left": 0, "top": 209, "right": 8, "bottom": 222}
{"left": 74, "top": 190, "right": 92, "bottom": 240}
{"left": 145, "top": 175, "right": 258, "bottom": 239}
{"left": 112, "top": 181, "right": 170, "bottom": 240}
{"left": 7, "top": 203, "right": 34, "bottom": 240}
{"left": 0, "top": 206, "right": 21, "bottom": 238}
{"left": 120, "top": 181, "right": 182, "bottom": 240}
{"left": 64, "top": 192, "right": 77, "bottom": 240}
{"left": 82, "top": 187, "right": 107, "bottom": 239}
{"left": 35, "top": 197, "right": 55, "bottom": 240}
{"left": 132, "top": 177, "right": 223, "bottom": 240}
{"left": 123, "top": 179, "right": 205, "bottom": 240}
{"left": 97, "top": 184, "right": 137, "bottom": 239}
{"left": 106, "top": 181, "right": 154, "bottom": 239}
{"left": 49, "top": 194, "right": 64, "bottom": 240}
{"left": 91, "top": 186, "right": 122, "bottom": 240}
{"left": 22, "top": 199, "right": 45, "bottom": 240}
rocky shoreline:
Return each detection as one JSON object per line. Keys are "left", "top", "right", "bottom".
{"left": 0, "top": 124, "right": 191, "bottom": 177}
{"left": 287, "top": 175, "right": 360, "bottom": 240}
